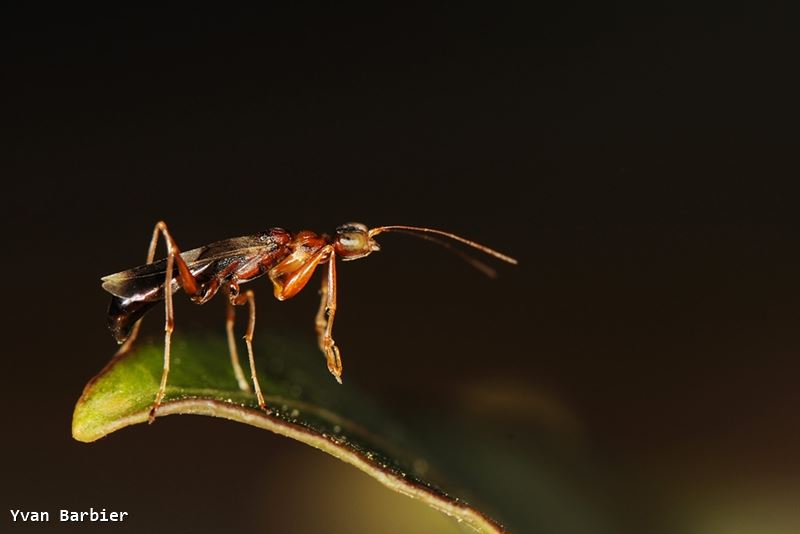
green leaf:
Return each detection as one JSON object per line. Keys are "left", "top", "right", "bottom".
{"left": 73, "top": 335, "right": 506, "bottom": 533}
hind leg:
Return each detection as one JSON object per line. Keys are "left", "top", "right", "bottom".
{"left": 117, "top": 221, "right": 200, "bottom": 354}
{"left": 141, "top": 222, "right": 203, "bottom": 423}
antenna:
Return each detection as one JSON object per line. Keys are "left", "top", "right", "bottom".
{"left": 368, "top": 225, "right": 518, "bottom": 269}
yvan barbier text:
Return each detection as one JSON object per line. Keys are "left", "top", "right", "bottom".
{"left": 10, "top": 508, "right": 128, "bottom": 522}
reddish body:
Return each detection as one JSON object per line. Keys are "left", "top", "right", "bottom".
{"left": 101, "top": 222, "right": 516, "bottom": 422}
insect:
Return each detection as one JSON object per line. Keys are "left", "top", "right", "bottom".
{"left": 101, "top": 222, "right": 517, "bottom": 422}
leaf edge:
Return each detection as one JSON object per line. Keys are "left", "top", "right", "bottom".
{"left": 72, "top": 396, "right": 507, "bottom": 534}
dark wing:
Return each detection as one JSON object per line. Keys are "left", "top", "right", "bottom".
{"left": 101, "top": 234, "right": 276, "bottom": 300}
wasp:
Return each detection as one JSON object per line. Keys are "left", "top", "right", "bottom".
{"left": 101, "top": 222, "right": 517, "bottom": 422}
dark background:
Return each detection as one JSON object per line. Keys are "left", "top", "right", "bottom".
{"left": 3, "top": 5, "right": 799, "bottom": 533}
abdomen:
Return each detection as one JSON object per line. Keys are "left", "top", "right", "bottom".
{"left": 108, "top": 296, "right": 159, "bottom": 344}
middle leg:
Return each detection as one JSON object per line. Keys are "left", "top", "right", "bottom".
{"left": 225, "top": 300, "right": 252, "bottom": 392}
{"left": 228, "top": 282, "right": 267, "bottom": 410}
{"left": 320, "top": 254, "right": 343, "bottom": 383}
{"left": 314, "top": 268, "right": 329, "bottom": 352}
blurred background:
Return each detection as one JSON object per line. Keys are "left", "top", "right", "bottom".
{"left": 3, "top": 4, "right": 799, "bottom": 533}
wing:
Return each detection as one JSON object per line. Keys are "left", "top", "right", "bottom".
{"left": 101, "top": 233, "right": 279, "bottom": 300}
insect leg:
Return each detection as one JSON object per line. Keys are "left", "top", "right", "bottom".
{"left": 146, "top": 221, "right": 203, "bottom": 423}
{"left": 230, "top": 286, "right": 267, "bottom": 411}
{"left": 314, "top": 267, "right": 329, "bottom": 352}
{"left": 321, "top": 252, "right": 343, "bottom": 383}
{"left": 225, "top": 300, "right": 251, "bottom": 392}
{"left": 118, "top": 221, "right": 201, "bottom": 355}
{"left": 271, "top": 245, "right": 342, "bottom": 382}
{"left": 150, "top": 249, "right": 174, "bottom": 423}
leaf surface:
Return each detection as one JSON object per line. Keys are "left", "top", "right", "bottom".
{"left": 73, "top": 336, "right": 506, "bottom": 533}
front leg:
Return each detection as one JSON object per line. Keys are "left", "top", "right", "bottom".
{"left": 270, "top": 245, "right": 343, "bottom": 383}
{"left": 321, "top": 252, "right": 342, "bottom": 383}
{"left": 314, "top": 268, "right": 329, "bottom": 352}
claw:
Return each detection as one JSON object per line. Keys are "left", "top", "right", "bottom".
{"left": 325, "top": 344, "right": 343, "bottom": 384}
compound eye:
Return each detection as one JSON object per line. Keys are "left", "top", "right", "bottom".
{"left": 338, "top": 231, "right": 368, "bottom": 252}
{"left": 336, "top": 223, "right": 369, "bottom": 250}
